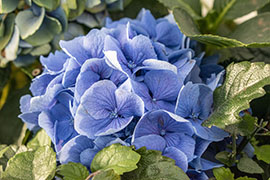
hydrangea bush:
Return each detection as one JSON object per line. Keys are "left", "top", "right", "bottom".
{"left": 19, "top": 9, "right": 229, "bottom": 179}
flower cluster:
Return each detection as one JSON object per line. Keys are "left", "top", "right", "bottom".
{"left": 19, "top": 9, "right": 228, "bottom": 179}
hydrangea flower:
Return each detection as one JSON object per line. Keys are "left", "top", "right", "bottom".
{"left": 19, "top": 8, "right": 229, "bottom": 179}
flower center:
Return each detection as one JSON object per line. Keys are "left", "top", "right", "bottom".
{"left": 128, "top": 60, "right": 137, "bottom": 69}
{"left": 110, "top": 110, "right": 118, "bottom": 119}
{"left": 160, "top": 129, "right": 166, "bottom": 136}
{"left": 152, "top": 98, "right": 156, "bottom": 102}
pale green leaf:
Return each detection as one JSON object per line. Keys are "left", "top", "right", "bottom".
{"left": 236, "top": 176, "right": 257, "bottom": 180}
{"left": 254, "top": 145, "right": 270, "bottom": 164}
{"left": 237, "top": 114, "right": 256, "bottom": 136}
{"left": 91, "top": 144, "right": 141, "bottom": 175}
{"left": 27, "top": 129, "right": 51, "bottom": 150}
{"left": 15, "top": 8, "right": 45, "bottom": 39}
{"left": 237, "top": 156, "right": 264, "bottom": 174}
{"left": 122, "top": 147, "right": 189, "bottom": 180}
{"left": 33, "top": 0, "right": 60, "bottom": 11}
{"left": 0, "top": 14, "right": 15, "bottom": 51}
{"left": 4, "top": 25, "right": 19, "bottom": 61}
{"left": 92, "top": 169, "right": 120, "bottom": 180}
{"left": 68, "top": 0, "right": 86, "bottom": 20}
{"left": 1, "top": 146, "right": 56, "bottom": 180}
{"left": 0, "top": 0, "right": 19, "bottom": 13}
{"left": 30, "top": 44, "right": 51, "bottom": 56}
{"left": 213, "top": 167, "right": 234, "bottom": 180}
{"left": 203, "top": 62, "right": 270, "bottom": 129}
{"left": 57, "top": 162, "right": 89, "bottom": 180}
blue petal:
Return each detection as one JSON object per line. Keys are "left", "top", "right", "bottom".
{"left": 80, "top": 148, "right": 99, "bottom": 167}
{"left": 62, "top": 58, "right": 81, "bottom": 88}
{"left": 19, "top": 95, "right": 31, "bottom": 113}
{"left": 30, "top": 74, "right": 55, "bottom": 96}
{"left": 38, "top": 111, "right": 56, "bottom": 143}
{"left": 141, "top": 59, "right": 177, "bottom": 74}
{"left": 163, "top": 147, "right": 188, "bottom": 172}
{"left": 164, "top": 133, "right": 195, "bottom": 161}
{"left": 137, "top": 9, "right": 156, "bottom": 38}
{"left": 194, "top": 137, "right": 211, "bottom": 158}
{"left": 40, "top": 51, "right": 68, "bottom": 74}
{"left": 79, "top": 80, "right": 117, "bottom": 120}
{"left": 187, "top": 170, "right": 208, "bottom": 180}
{"left": 133, "top": 134, "right": 166, "bottom": 152}
{"left": 110, "top": 70, "right": 128, "bottom": 87}
{"left": 175, "top": 82, "right": 213, "bottom": 121}
{"left": 115, "top": 88, "right": 144, "bottom": 117}
{"left": 58, "top": 135, "right": 95, "bottom": 164}
{"left": 144, "top": 70, "right": 182, "bottom": 101}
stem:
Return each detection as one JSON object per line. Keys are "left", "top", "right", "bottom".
{"left": 20, "top": 68, "right": 33, "bottom": 79}
{"left": 85, "top": 171, "right": 100, "bottom": 180}
{"left": 231, "top": 132, "right": 237, "bottom": 161}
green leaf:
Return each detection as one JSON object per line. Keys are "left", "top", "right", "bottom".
{"left": 27, "top": 129, "right": 51, "bottom": 150}
{"left": 4, "top": 25, "right": 19, "bottom": 61}
{"left": 25, "top": 15, "right": 62, "bottom": 46}
{"left": 229, "top": 13, "right": 270, "bottom": 46}
{"left": 68, "top": 0, "right": 86, "bottom": 20}
{"left": 15, "top": 8, "right": 45, "bottom": 39}
{"left": 237, "top": 156, "right": 264, "bottom": 174}
{"left": 158, "top": 0, "right": 201, "bottom": 19}
{"left": 92, "top": 169, "right": 120, "bottom": 180}
{"left": 0, "top": 86, "right": 29, "bottom": 144}
{"left": 203, "top": 62, "right": 270, "bottom": 129}
{"left": 33, "top": 0, "right": 60, "bottom": 11}
{"left": 0, "top": 0, "right": 19, "bottom": 13}
{"left": 173, "top": 7, "right": 270, "bottom": 48}
{"left": 237, "top": 114, "right": 256, "bottom": 136}
{"left": 236, "top": 176, "right": 257, "bottom": 180}
{"left": 213, "top": 167, "right": 234, "bottom": 180}
{"left": 57, "top": 162, "right": 89, "bottom": 180}
{"left": 30, "top": 44, "right": 51, "bottom": 56}
{"left": 1, "top": 146, "right": 56, "bottom": 180}
{"left": 254, "top": 145, "right": 270, "bottom": 164}
{"left": 0, "top": 14, "right": 15, "bottom": 51}
{"left": 214, "top": 0, "right": 270, "bottom": 20}
{"left": 122, "top": 147, "right": 189, "bottom": 180}
{"left": 0, "top": 66, "right": 10, "bottom": 91}
{"left": 91, "top": 144, "right": 141, "bottom": 175}
{"left": 215, "top": 151, "right": 234, "bottom": 166}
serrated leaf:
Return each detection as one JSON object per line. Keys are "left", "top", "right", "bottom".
{"left": 213, "top": 167, "right": 234, "bottom": 180}
{"left": 1, "top": 146, "right": 56, "bottom": 180}
{"left": 92, "top": 169, "right": 120, "bottom": 180}
{"left": 173, "top": 8, "right": 270, "bottom": 48}
{"left": 122, "top": 147, "right": 189, "bottom": 180}
{"left": 25, "top": 15, "right": 62, "bottom": 46}
{"left": 91, "top": 144, "right": 140, "bottom": 175}
{"left": 229, "top": 13, "right": 270, "bottom": 46}
{"left": 27, "top": 129, "right": 51, "bottom": 150}
{"left": 237, "top": 114, "right": 256, "bottom": 136}
{"left": 57, "top": 162, "right": 89, "bottom": 180}
{"left": 214, "top": 0, "right": 270, "bottom": 20}
{"left": 33, "top": 0, "right": 60, "bottom": 11}
{"left": 0, "top": 14, "right": 15, "bottom": 51}
{"left": 215, "top": 151, "right": 233, "bottom": 166}
{"left": 0, "top": 0, "right": 19, "bottom": 13}
{"left": 254, "top": 145, "right": 270, "bottom": 164}
{"left": 236, "top": 176, "right": 257, "bottom": 180}
{"left": 158, "top": 0, "right": 201, "bottom": 20}
{"left": 237, "top": 156, "right": 264, "bottom": 174}
{"left": 203, "top": 62, "right": 270, "bottom": 129}
{"left": 15, "top": 8, "right": 45, "bottom": 39}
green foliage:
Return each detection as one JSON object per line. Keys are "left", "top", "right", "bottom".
{"left": 0, "top": 0, "right": 19, "bottom": 13}
{"left": 33, "top": 0, "right": 60, "bottom": 11}
{"left": 213, "top": 167, "right": 234, "bottom": 180}
{"left": 254, "top": 145, "right": 270, "bottom": 164}
{"left": 237, "top": 156, "right": 264, "bottom": 174}
{"left": 57, "top": 162, "right": 89, "bottom": 180}
{"left": 0, "top": 14, "right": 15, "bottom": 51}
{"left": 91, "top": 144, "right": 141, "bottom": 175}
{"left": 237, "top": 114, "right": 257, "bottom": 136}
{"left": 215, "top": 151, "right": 234, "bottom": 167}
{"left": 1, "top": 146, "right": 56, "bottom": 180}
{"left": 121, "top": 147, "right": 189, "bottom": 180}
{"left": 27, "top": 129, "right": 51, "bottom": 150}
{"left": 92, "top": 169, "right": 120, "bottom": 180}
{"left": 203, "top": 62, "right": 270, "bottom": 130}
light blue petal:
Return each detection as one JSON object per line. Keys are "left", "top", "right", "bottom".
{"left": 163, "top": 147, "right": 188, "bottom": 172}
{"left": 133, "top": 134, "right": 166, "bottom": 152}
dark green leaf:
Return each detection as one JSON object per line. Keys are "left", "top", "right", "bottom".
{"left": 15, "top": 8, "right": 45, "bottom": 39}
{"left": 92, "top": 169, "right": 120, "bottom": 180}
{"left": 57, "top": 162, "right": 89, "bottom": 180}
{"left": 122, "top": 147, "right": 189, "bottom": 180}
{"left": 0, "top": 14, "right": 15, "bottom": 51}
{"left": 0, "top": 0, "right": 19, "bottom": 13}
{"left": 215, "top": 151, "right": 233, "bottom": 166}
{"left": 1, "top": 146, "right": 56, "bottom": 180}
{"left": 91, "top": 144, "right": 141, "bottom": 175}
{"left": 182, "top": 0, "right": 201, "bottom": 16}
{"left": 237, "top": 156, "right": 264, "bottom": 174}
{"left": 33, "top": 0, "right": 60, "bottom": 11}
{"left": 0, "top": 86, "right": 29, "bottom": 144}
{"left": 213, "top": 167, "right": 234, "bottom": 180}
{"left": 214, "top": 0, "right": 270, "bottom": 20}
{"left": 236, "top": 177, "right": 257, "bottom": 180}
{"left": 229, "top": 13, "right": 270, "bottom": 46}
{"left": 237, "top": 114, "right": 256, "bottom": 136}
{"left": 259, "top": 2, "right": 270, "bottom": 13}
{"left": 254, "top": 145, "right": 270, "bottom": 164}
{"left": 0, "top": 66, "right": 10, "bottom": 91}
{"left": 203, "top": 62, "right": 270, "bottom": 129}
{"left": 27, "top": 129, "right": 51, "bottom": 150}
